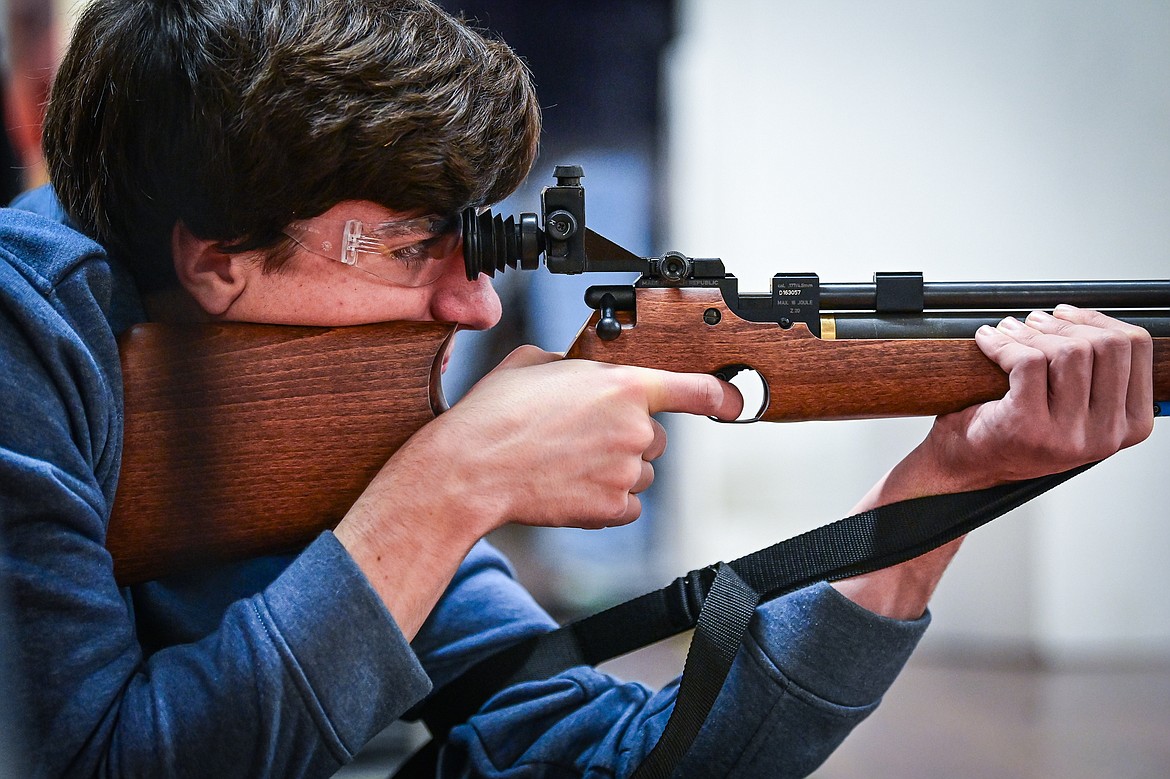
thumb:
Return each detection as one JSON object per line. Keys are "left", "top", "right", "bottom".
{"left": 493, "top": 344, "right": 563, "bottom": 370}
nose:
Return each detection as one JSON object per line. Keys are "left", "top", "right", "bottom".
{"left": 428, "top": 247, "right": 502, "bottom": 330}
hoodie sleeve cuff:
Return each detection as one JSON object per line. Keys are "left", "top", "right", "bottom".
{"left": 258, "top": 531, "right": 431, "bottom": 755}
{"left": 752, "top": 580, "right": 930, "bottom": 708}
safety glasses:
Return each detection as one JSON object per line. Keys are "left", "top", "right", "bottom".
{"left": 282, "top": 213, "right": 461, "bottom": 287}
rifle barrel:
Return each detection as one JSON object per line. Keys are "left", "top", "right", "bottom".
{"left": 821, "top": 280, "right": 1170, "bottom": 311}
{"left": 828, "top": 312, "right": 1170, "bottom": 340}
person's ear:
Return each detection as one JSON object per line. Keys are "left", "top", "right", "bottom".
{"left": 171, "top": 222, "right": 248, "bottom": 316}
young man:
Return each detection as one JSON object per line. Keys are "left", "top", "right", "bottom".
{"left": 0, "top": 0, "right": 1153, "bottom": 776}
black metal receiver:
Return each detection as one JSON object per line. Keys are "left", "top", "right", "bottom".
{"left": 461, "top": 165, "right": 1170, "bottom": 413}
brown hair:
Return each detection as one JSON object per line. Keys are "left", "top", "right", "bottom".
{"left": 43, "top": 0, "right": 540, "bottom": 291}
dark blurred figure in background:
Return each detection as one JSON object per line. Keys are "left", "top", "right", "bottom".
{"left": 440, "top": 0, "right": 677, "bottom": 617}
{"left": 2, "top": 0, "right": 58, "bottom": 199}
{"left": 1, "top": 43, "right": 25, "bottom": 203}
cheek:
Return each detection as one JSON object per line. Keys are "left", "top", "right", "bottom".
{"left": 330, "top": 282, "right": 435, "bottom": 324}
{"left": 230, "top": 263, "right": 434, "bottom": 326}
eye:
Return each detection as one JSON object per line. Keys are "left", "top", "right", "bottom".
{"left": 387, "top": 241, "right": 432, "bottom": 266}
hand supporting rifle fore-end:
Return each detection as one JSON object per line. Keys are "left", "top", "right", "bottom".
{"left": 835, "top": 306, "right": 1156, "bottom": 619}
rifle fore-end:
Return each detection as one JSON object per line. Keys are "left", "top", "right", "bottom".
{"left": 109, "top": 321, "right": 454, "bottom": 585}
{"left": 565, "top": 287, "right": 1170, "bottom": 421}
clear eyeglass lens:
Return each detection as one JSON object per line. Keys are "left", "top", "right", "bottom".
{"left": 284, "top": 214, "right": 461, "bottom": 287}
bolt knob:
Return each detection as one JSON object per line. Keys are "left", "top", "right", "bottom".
{"left": 596, "top": 293, "right": 622, "bottom": 341}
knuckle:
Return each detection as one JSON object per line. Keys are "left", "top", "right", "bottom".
{"left": 610, "top": 416, "right": 655, "bottom": 453}
{"left": 1060, "top": 306, "right": 1123, "bottom": 330}
{"left": 633, "top": 417, "right": 657, "bottom": 449}
{"left": 600, "top": 492, "right": 631, "bottom": 521}
{"left": 1015, "top": 347, "right": 1049, "bottom": 373}
{"left": 1124, "top": 414, "right": 1155, "bottom": 448}
{"left": 608, "top": 416, "right": 655, "bottom": 451}
{"left": 618, "top": 459, "right": 645, "bottom": 489}
{"left": 1094, "top": 329, "right": 1130, "bottom": 355}
{"left": 621, "top": 366, "right": 650, "bottom": 391}
{"left": 606, "top": 368, "right": 649, "bottom": 404}
{"left": 1056, "top": 423, "right": 1129, "bottom": 466}
{"left": 1124, "top": 323, "right": 1154, "bottom": 351}
{"left": 1088, "top": 429, "right": 1123, "bottom": 461}
{"left": 1031, "top": 311, "right": 1071, "bottom": 334}
{"left": 1051, "top": 338, "right": 1092, "bottom": 368}
{"left": 511, "top": 344, "right": 543, "bottom": 361}
{"left": 693, "top": 375, "right": 719, "bottom": 411}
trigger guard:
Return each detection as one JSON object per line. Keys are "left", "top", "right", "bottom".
{"left": 709, "top": 365, "right": 770, "bottom": 424}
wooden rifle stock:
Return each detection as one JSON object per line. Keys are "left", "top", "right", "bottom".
{"left": 109, "top": 321, "right": 454, "bottom": 585}
{"left": 111, "top": 295, "right": 1169, "bottom": 584}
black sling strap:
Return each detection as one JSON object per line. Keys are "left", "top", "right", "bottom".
{"left": 396, "top": 464, "right": 1092, "bottom": 778}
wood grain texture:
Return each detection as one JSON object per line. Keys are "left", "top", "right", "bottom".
{"left": 110, "top": 321, "right": 454, "bottom": 585}
{"left": 566, "top": 287, "right": 1170, "bottom": 422}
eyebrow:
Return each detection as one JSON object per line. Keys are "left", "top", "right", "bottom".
{"left": 376, "top": 215, "right": 453, "bottom": 239}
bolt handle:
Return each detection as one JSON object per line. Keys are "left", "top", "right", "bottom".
{"left": 585, "top": 285, "right": 637, "bottom": 342}
{"left": 596, "top": 293, "right": 622, "bottom": 341}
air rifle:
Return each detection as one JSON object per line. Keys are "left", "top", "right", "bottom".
{"left": 109, "top": 165, "right": 1170, "bottom": 585}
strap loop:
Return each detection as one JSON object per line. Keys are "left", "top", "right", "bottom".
{"left": 666, "top": 566, "right": 717, "bottom": 628}
{"left": 631, "top": 563, "right": 759, "bottom": 779}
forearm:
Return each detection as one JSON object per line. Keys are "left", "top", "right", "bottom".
{"left": 334, "top": 421, "right": 497, "bottom": 641}
{"left": 831, "top": 433, "right": 975, "bottom": 620}
{"left": 334, "top": 498, "right": 481, "bottom": 642}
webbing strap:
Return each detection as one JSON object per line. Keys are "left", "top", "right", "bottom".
{"left": 397, "top": 464, "right": 1092, "bottom": 778}
{"left": 630, "top": 563, "right": 759, "bottom": 779}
